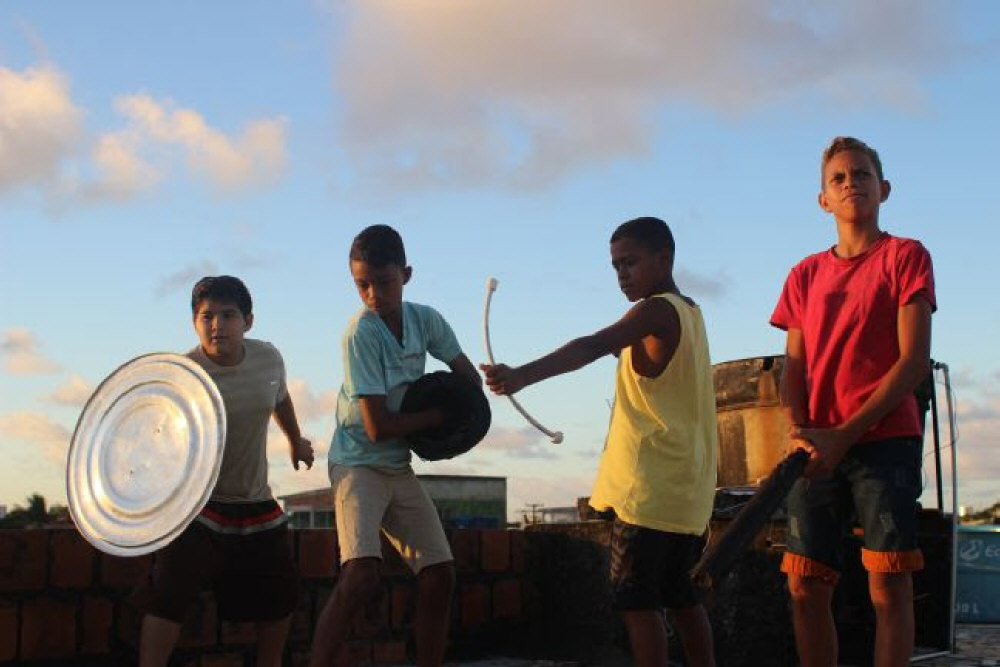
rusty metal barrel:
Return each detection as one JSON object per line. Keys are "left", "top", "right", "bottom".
{"left": 713, "top": 355, "right": 791, "bottom": 488}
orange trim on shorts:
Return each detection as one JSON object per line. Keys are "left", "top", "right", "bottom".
{"left": 780, "top": 552, "right": 840, "bottom": 585}
{"left": 861, "top": 548, "right": 924, "bottom": 573}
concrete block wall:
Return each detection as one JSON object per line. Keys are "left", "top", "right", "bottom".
{"left": 0, "top": 527, "right": 530, "bottom": 666}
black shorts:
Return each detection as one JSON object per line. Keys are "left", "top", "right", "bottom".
{"left": 610, "top": 518, "right": 706, "bottom": 610}
{"left": 148, "top": 502, "right": 297, "bottom": 623}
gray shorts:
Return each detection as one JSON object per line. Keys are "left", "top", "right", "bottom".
{"left": 329, "top": 464, "right": 453, "bottom": 573}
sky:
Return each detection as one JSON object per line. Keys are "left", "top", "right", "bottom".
{"left": 1, "top": 1, "right": 998, "bottom": 521}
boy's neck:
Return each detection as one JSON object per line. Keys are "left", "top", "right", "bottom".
{"left": 834, "top": 219, "right": 884, "bottom": 259}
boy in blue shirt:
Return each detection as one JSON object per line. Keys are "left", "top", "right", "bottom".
{"left": 309, "top": 225, "right": 481, "bottom": 667}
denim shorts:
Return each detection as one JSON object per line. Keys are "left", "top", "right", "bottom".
{"left": 609, "top": 517, "right": 706, "bottom": 610}
{"left": 783, "top": 437, "right": 924, "bottom": 579}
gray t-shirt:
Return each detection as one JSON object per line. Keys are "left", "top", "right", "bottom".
{"left": 187, "top": 339, "right": 288, "bottom": 502}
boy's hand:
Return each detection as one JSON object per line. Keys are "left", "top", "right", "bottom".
{"left": 479, "top": 363, "right": 526, "bottom": 396}
{"left": 790, "top": 426, "right": 855, "bottom": 479}
{"left": 290, "top": 436, "right": 314, "bottom": 471}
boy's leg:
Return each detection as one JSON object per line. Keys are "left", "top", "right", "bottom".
{"left": 380, "top": 469, "right": 455, "bottom": 667}
{"left": 310, "top": 558, "right": 382, "bottom": 667}
{"left": 139, "top": 616, "right": 182, "bottom": 667}
{"left": 621, "top": 610, "right": 670, "bottom": 667}
{"left": 671, "top": 604, "right": 715, "bottom": 667}
{"left": 311, "top": 466, "right": 390, "bottom": 667}
{"left": 781, "top": 470, "right": 850, "bottom": 667}
{"left": 787, "top": 573, "right": 837, "bottom": 667}
{"left": 850, "top": 438, "right": 924, "bottom": 667}
{"left": 869, "top": 572, "right": 914, "bottom": 667}
{"left": 140, "top": 524, "right": 219, "bottom": 667}
{"left": 255, "top": 615, "right": 292, "bottom": 667}
{"left": 415, "top": 561, "right": 456, "bottom": 667}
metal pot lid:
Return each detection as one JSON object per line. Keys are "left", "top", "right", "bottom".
{"left": 67, "top": 353, "right": 226, "bottom": 557}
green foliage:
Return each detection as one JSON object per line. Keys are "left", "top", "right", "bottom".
{"left": 0, "top": 493, "right": 68, "bottom": 528}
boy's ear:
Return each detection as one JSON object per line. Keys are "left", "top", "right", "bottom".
{"left": 818, "top": 189, "right": 832, "bottom": 213}
{"left": 403, "top": 266, "right": 413, "bottom": 285}
{"left": 880, "top": 180, "right": 891, "bottom": 202}
{"left": 244, "top": 313, "right": 254, "bottom": 332}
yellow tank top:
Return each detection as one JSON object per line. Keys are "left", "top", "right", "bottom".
{"left": 589, "top": 293, "right": 717, "bottom": 534}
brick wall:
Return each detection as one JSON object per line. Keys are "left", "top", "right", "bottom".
{"left": 0, "top": 527, "right": 530, "bottom": 666}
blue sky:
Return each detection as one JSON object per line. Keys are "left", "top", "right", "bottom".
{"left": 1, "top": 1, "right": 998, "bottom": 519}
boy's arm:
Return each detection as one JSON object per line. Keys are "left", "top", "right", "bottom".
{"left": 357, "top": 395, "right": 444, "bottom": 443}
{"left": 795, "top": 297, "right": 933, "bottom": 477}
{"left": 780, "top": 328, "right": 810, "bottom": 429}
{"left": 273, "top": 395, "right": 315, "bottom": 470}
{"left": 482, "top": 297, "right": 676, "bottom": 395}
{"left": 447, "top": 352, "right": 483, "bottom": 387}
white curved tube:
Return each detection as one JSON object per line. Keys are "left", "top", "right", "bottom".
{"left": 483, "top": 277, "right": 564, "bottom": 444}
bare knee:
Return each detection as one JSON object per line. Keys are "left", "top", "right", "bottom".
{"left": 418, "top": 561, "right": 455, "bottom": 594}
{"left": 788, "top": 574, "right": 834, "bottom": 611}
{"left": 337, "top": 558, "right": 381, "bottom": 600}
{"left": 868, "top": 571, "right": 912, "bottom": 611}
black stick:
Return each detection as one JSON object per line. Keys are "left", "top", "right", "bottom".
{"left": 690, "top": 449, "right": 810, "bottom": 590}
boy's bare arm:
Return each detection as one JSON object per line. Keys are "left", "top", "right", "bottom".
{"left": 482, "top": 297, "right": 675, "bottom": 395}
{"left": 358, "top": 394, "right": 443, "bottom": 443}
{"left": 795, "top": 297, "right": 932, "bottom": 476}
{"left": 780, "top": 328, "right": 810, "bottom": 429}
{"left": 447, "top": 353, "right": 483, "bottom": 387}
{"left": 273, "top": 395, "right": 314, "bottom": 470}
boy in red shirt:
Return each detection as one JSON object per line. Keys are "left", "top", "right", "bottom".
{"left": 771, "top": 137, "right": 935, "bottom": 667}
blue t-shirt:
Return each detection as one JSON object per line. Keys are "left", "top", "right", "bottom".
{"left": 329, "top": 301, "right": 463, "bottom": 468}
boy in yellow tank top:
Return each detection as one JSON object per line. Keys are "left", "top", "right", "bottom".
{"left": 482, "top": 216, "right": 718, "bottom": 667}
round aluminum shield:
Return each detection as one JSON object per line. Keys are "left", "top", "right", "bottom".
{"left": 67, "top": 353, "right": 226, "bottom": 557}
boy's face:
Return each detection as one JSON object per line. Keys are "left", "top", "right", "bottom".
{"left": 610, "top": 237, "right": 672, "bottom": 302}
{"left": 819, "top": 149, "right": 890, "bottom": 225}
{"left": 350, "top": 259, "right": 411, "bottom": 321}
{"left": 193, "top": 298, "right": 252, "bottom": 366}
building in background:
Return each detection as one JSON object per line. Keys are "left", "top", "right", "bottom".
{"left": 279, "top": 474, "right": 507, "bottom": 530}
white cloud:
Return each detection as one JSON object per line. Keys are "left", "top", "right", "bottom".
{"left": 154, "top": 260, "right": 219, "bottom": 299}
{"left": 477, "top": 425, "right": 558, "bottom": 459}
{"left": 0, "top": 65, "right": 82, "bottom": 192}
{"left": 0, "top": 411, "right": 71, "bottom": 465}
{"left": 334, "top": 1, "right": 958, "bottom": 191}
{"left": 286, "top": 378, "right": 338, "bottom": 424}
{"left": 677, "top": 267, "right": 730, "bottom": 301}
{"left": 114, "top": 94, "right": 288, "bottom": 193}
{"left": 1, "top": 328, "right": 60, "bottom": 375}
{"left": 45, "top": 375, "right": 94, "bottom": 407}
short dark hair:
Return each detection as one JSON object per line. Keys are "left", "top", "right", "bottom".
{"left": 610, "top": 216, "right": 675, "bottom": 255}
{"left": 190, "top": 275, "right": 252, "bottom": 317}
{"left": 822, "top": 136, "right": 885, "bottom": 184}
{"left": 349, "top": 224, "right": 407, "bottom": 268}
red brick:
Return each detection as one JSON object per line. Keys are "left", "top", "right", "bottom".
{"left": 492, "top": 578, "right": 522, "bottom": 619}
{"left": 0, "top": 601, "right": 17, "bottom": 662}
{"left": 449, "top": 530, "right": 479, "bottom": 573}
{"left": 372, "top": 638, "right": 408, "bottom": 664}
{"left": 298, "top": 529, "right": 337, "bottom": 579}
{"left": 177, "top": 593, "right": 218, "bottom": 649}
{"left": 49, "top": 529, "right": 95, "bottom": 589}
{"left": 390, "top": 582, "right": 415, "bottom": 629}
{"left": 81, "top": 595, "right": 114, "bottom": 654}
{"left": 20, "top": 597, "right": 76, "bottom": 660}
{"left": 480, "top": 529, "right": 510, "bottom": 572}
{"left": 220, "top": 620, "right": 256, "bottom": 645}
{"left": 0, "top": 530, "right": 47, "bottom": 591}
{"left": 100, "top": 552, "right": 153, "bottom": 588}
{"left": 510, "top": 530, "right": 527, "bottom": 573}
{"left": 460, "top": 583, "right": 489, "bottom": 630}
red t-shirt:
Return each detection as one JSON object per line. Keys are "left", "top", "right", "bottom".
{"left": 770, "top": 233, "right": 936, "bottom": 443}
